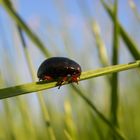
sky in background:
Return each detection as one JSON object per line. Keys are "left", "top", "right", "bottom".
{"left": 1, "top": 0, "right": 139, "bottom": 54}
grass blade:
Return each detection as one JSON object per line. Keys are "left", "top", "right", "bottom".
{"left": 16, "top": 23, "right": 56, "bottom": 140}
{"left": 92, "top": 21, "right": 109, "bottom": 67}
{"left": 3, "top": 100, "right": 16, "bottom": 140}
{"left": 100, "top": 0, "right": 140, "bottom": 60}
{"left": 71, "top": 85, "right": 126, "bottom": 140}
{"left": 1, "top": 0, "right": 51, "bottom": 57}
{"left": 64, "top": 101, "right": 78, "bottom": 140}
{"left": 16, "top": 98, "right": 38, "bottom": 140}
{"left": 110, "top": 1, "right": 119, "bottom": 139}
{"left": 110, "top": 0, "right": 119, "bottom": 127}
{"left": 0, "top": 60, "right": 139, "bottom": 99}
{"left": 128, "top": 0, "right": 140, "bottom": 23}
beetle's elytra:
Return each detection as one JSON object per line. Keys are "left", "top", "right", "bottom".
{"left": 37, "top": 57, "right": 82, "bottom": 89}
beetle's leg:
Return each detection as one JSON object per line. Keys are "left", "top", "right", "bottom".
{"left": 57, "top": 81, "right": 64, "bottom": 89}
{"left": 57, "top": 77, "right": 67, "bottom": 89}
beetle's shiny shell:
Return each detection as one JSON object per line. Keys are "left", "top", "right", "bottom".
{"left": 37, "top": 57, "right": 81, "bottom": 81}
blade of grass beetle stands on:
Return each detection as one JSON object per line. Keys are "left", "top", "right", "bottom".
{"left": 0, "top": 61, "right": 139, "bottom": 99}
{"left": 80, "top": 60, "right": 140, "bottom": 80}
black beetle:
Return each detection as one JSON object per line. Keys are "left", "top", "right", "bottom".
{"left": 37, "top": 57, "right": 82, "bottom": 89}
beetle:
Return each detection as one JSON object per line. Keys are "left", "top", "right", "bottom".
{"left": 37, "top": 57, "right": 82, "bottom": 89}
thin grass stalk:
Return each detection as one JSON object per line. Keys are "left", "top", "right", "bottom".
{"left": 92, "top": 21, "right": 109, "bottom": 67}
{"left": 10, "top": 20, "right": 38, "bottom": 140}
{"left": 111, "top": 0, "right": 119, "bottom": 126}
{"left": 14, "top": 28, "right": 39, "bottom": 140}
{"left": 71, "top": 85, "right": 126, "bottom": 140}
{"left": 89, "top": 111, "right": 105, "bottom": 140}
{"left": 17, "top": 27, "right": 56, "bottom": 140}
{"left": 64, "top": 101, "right": 78, "bottom": 140}
{"left": 2, "top": 4, "right": 55, "bottom": 140}
{"left": 4, "top": 2, "right": 41, "bottom": 138}
{"left": 1, "top": 0, "right": 51, "bottom": 57}
{"left": 92, "top": 20, "right": 111, "bottom": 85}
{"left": 15, "top": 98, "right": 38, "bottom": 140}
{"left": 3, "top": 100, "right": 16, "bottom": 140}
{"left": 0, "top": 55, "right": 16, "bottom": 140}
{"left": 100, "top": 0, "right": 140, "bottom": 60}
{"left": 128, "top": 0, "right": 140, "bottom": 23}
{"left": 37, "top": 93, "right": 56, "bottom": 140}
{"left": 11, "top": 1, "right": 56, "bottom": 135}
{"left": 0, "top": 29, "right": 24, "bottom": 140}
{"left": 76, "top": 0, "right": 109, "bottom": 67}
{"left": 64, "top": 129, "right": 73, "bottom": 140}
{"left": 110, "top": 1, "right": 119, "bottom": 139}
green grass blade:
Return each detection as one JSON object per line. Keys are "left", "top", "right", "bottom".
{"left": 1, "top": 0, "right": 51, "bottom": 57}
{"left": 64, "top": 129, "right": 73, "bottom": 140}
{"left": 128, "top": 0, "right": 140, "bottom": 22}
{"left": 16, "top": 23, "right": 56, "bottom": 140}
{"left": 110, "top": 1, "right": 119, "bottom": 139}
{"left": 92, "top": 21, "right": 109, "bottom": 67}
{"left": 110, "top": 0, "right": 119, "bottom": 127}
{"left": 71, "top": 85, "right": 126, "bottom": 140}
{"left": 64, "top": 101, "right": 78, "bottom": 140}
{"left": 16, "top": 98, "right": 38, "bottom": 140}
{"left": 37, "top": 93, "right": 56, "bottom": 140}
{"left": 119, "top": 27, "right": 140, "bottom": 59}
{"left": 3, "top": 100, "right": 16, "bottom": 140}
{"left": 100, "top": 0, "right": 140, "bottom": 60}
{"left": 92, "top": 20, "right": 112, "bottom": 86}
{"left": 0, "top": 61, "right": 139, "bottom": 99}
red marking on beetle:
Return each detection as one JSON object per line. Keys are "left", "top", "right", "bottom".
{"left": 37, "top": 57, "right": 82, "bottom": 89}
{"left": 71, "top": 75, "right": 79, "bottom": 84}
{"left": 44, "top": 75, "right": 53, "bottom": 81}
